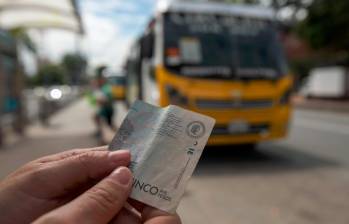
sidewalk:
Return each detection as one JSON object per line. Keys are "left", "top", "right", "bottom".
{"left": 293, "top": 96, "right": 349, "bottom": 113}
{"left": 0, "top": 99, "right": 101, "bottom": 179}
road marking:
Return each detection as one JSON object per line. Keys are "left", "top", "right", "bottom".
{"left": 293, "top": 118, "right": 349, "bottom": 136}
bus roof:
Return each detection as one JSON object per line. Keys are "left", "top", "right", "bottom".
{"left": 156, "top": 0, "right": 275, "bottom": 20}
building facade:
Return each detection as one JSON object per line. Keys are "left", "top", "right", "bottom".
{"left": 0, "top": 29, "right": 22, "bottom": 146}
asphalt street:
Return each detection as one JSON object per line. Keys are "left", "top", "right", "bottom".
{"left": 179, "top": 109, "right": 349, "bottom": 224}
{"left": 0, "top": 100, "right": 348, "bottom": 224}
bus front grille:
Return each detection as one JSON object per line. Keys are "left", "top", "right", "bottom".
{"left": 195, "top": 99, "right": 274, "bottom": 109}
{"left": 212, "top": 124, "right": 270, "bottom": 135}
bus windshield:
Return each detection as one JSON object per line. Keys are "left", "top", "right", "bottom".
{"left": 107, "top": 76, "right": 125, "bottom": 86}
{"left": 163, "top": 12, "right": 288, "bottom": 79}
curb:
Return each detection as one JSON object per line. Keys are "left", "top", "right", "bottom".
{"left": 292, "top": 97, "right": 349, "bottom": 114}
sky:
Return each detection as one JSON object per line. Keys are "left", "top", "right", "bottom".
{"left": 24, "top": 0, "right": 156, "bottom": 75}
{"left": 21, "top": 0, "right": 298, "bottom": 75}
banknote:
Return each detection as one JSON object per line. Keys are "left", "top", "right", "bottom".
{"left": 109, "top": 100, "right": 215, "bottom": 213}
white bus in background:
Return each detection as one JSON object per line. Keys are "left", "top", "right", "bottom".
{"left": 301, "top": 66, "right": 349, "bottom": 99}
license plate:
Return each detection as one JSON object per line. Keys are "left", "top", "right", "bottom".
{"left": 228, "top": 120, "right": 249, "bottom": 134}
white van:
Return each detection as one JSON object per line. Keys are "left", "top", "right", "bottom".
{"left": 301, "top": 66, "right": 349, "bottom": 99}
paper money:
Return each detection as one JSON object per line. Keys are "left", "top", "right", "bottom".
{"left": 109, "top": 100, "right": 215, "bottom": 213}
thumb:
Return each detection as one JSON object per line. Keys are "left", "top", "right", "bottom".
{"left": 35, "top": 167, "right": 133, "bottom": 224}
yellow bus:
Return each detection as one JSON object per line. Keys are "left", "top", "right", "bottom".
{"left": 124, "top": 1, "right": 293, "bottom": 146}
{"left": 106, "top": 74, "right": 126, "bottom": 100}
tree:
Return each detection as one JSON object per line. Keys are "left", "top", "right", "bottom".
{"left": 61, "top": 53, "right": 87, "bottom": 85}
{"left": 211, "top": 0, "right": 259, "bottom": 4}
{"left": 211, "top": 0, "right": 311, "bottom": 23}
{"left": 297, "top": 0, "right": 349, "bottom": 56}
{"left": 95, "top": 65, "right": 108, "bottom": 77}
{"left": 31, "top": 64, "right": 66, "bottom": 86}
{"left": 271, "top": 0, "right": 311, "bottom": 23}
{"left": 9, "top": 28, "right": 36, "bottom": 53}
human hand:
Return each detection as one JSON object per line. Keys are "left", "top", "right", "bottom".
{"left": 0, "top": 146, "right": 130, "bottom": 223}
{"left": 34, "top": 170, "right": 181, "bottom": 223}
{"left": 0, "top": 147, "right": 181, "bottom": 224}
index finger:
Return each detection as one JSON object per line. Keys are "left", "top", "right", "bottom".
{"left": 23, "top": 148, "right": 131, "bottom": 199}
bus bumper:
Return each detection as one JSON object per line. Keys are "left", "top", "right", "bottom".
{"left": 206, "top": 106, "right": 292, "bottom": 146}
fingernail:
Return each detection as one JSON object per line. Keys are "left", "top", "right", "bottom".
{"left": 111, "top": 167, "right": 132, "bottom": 186}
{"left": 108, "top": 150, "right": 130, "bottom": 163}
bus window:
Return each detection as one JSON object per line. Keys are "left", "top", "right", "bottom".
{"left": 125, "top": 43, "right": 142, "bottom": 104}
{"left": 107, "top": 76, "right": 125, "bottom": 86}
{"left": 142, "top": 32, "right": 154, "bottom": 59}
{"left": 163, "top": 13, "right": 287, "bottom": 80}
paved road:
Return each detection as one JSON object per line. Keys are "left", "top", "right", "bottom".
{"left": 178, "top": 109, "right": 349, "bottom": 224}
{"left": 0, "top": 100, "right": 348, "bottom": 224}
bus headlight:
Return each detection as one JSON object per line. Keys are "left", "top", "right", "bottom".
{"left": 166, "top": 85, "right": 189, "bottom": 106}
{"left": 280, "top": 89, "right": 292, "bottom": 105}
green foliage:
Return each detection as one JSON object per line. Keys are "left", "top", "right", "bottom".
{"left": 298, "top": 0, "right": 349, "bottom": 52}
{"left": 219, "top": 0, "right": 259, "bottom": 4}
{"left": 62, "top": 53, "right": 87, "bottom": 73}
{"left": 95, "top": 65, "right": 108, "bottom": 77}
{"left": 210, "top": 0, "right": 310, "bottom": 23}
{"left": 30, "top": 64, "right": 66, "bottom": 86}
{"left": 28, "top": 53, "right": 88, "bottom": 87}
{"left": 62, "top": 53, "right": 87, "bottom": 85}
{"left": 212, "top": 0, "right": 306, "bottom": 8}
{"left": 289, "top": 58, "right": 316, "bottom": 88}
{"left": 9, "top": 28, "right": 36, "bottom": 53}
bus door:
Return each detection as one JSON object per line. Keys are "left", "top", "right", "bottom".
{"left": 140, "top": 28, "right": 158, "bottom": 105}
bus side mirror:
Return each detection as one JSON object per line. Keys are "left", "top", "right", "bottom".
{"left": 142, "top": 33, "right": 154, "bottom": 59}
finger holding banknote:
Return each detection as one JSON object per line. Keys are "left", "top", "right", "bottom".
{"left": 34, "top": 166, "right": 181, "bottom": 224}
{"left": 126, "top": 198, "right": 181, "bottom": 223}
{"left": 117, "top": 199, "right": 181, "bottom": 224}
{"left": 34, "top": 167, "right": 133, "bottom": 224}
{"left": 0, "top": 147, "right": 131, "bottom": 224}
{"left": 110, "top": 204, "right": 181, "bottom": 224}
{"left": 142, "top": 206, "right": 181, "bottom": 224}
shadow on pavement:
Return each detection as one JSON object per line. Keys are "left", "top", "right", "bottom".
{"left": 194, "top": 143, "right": 340, "bottom": 177}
